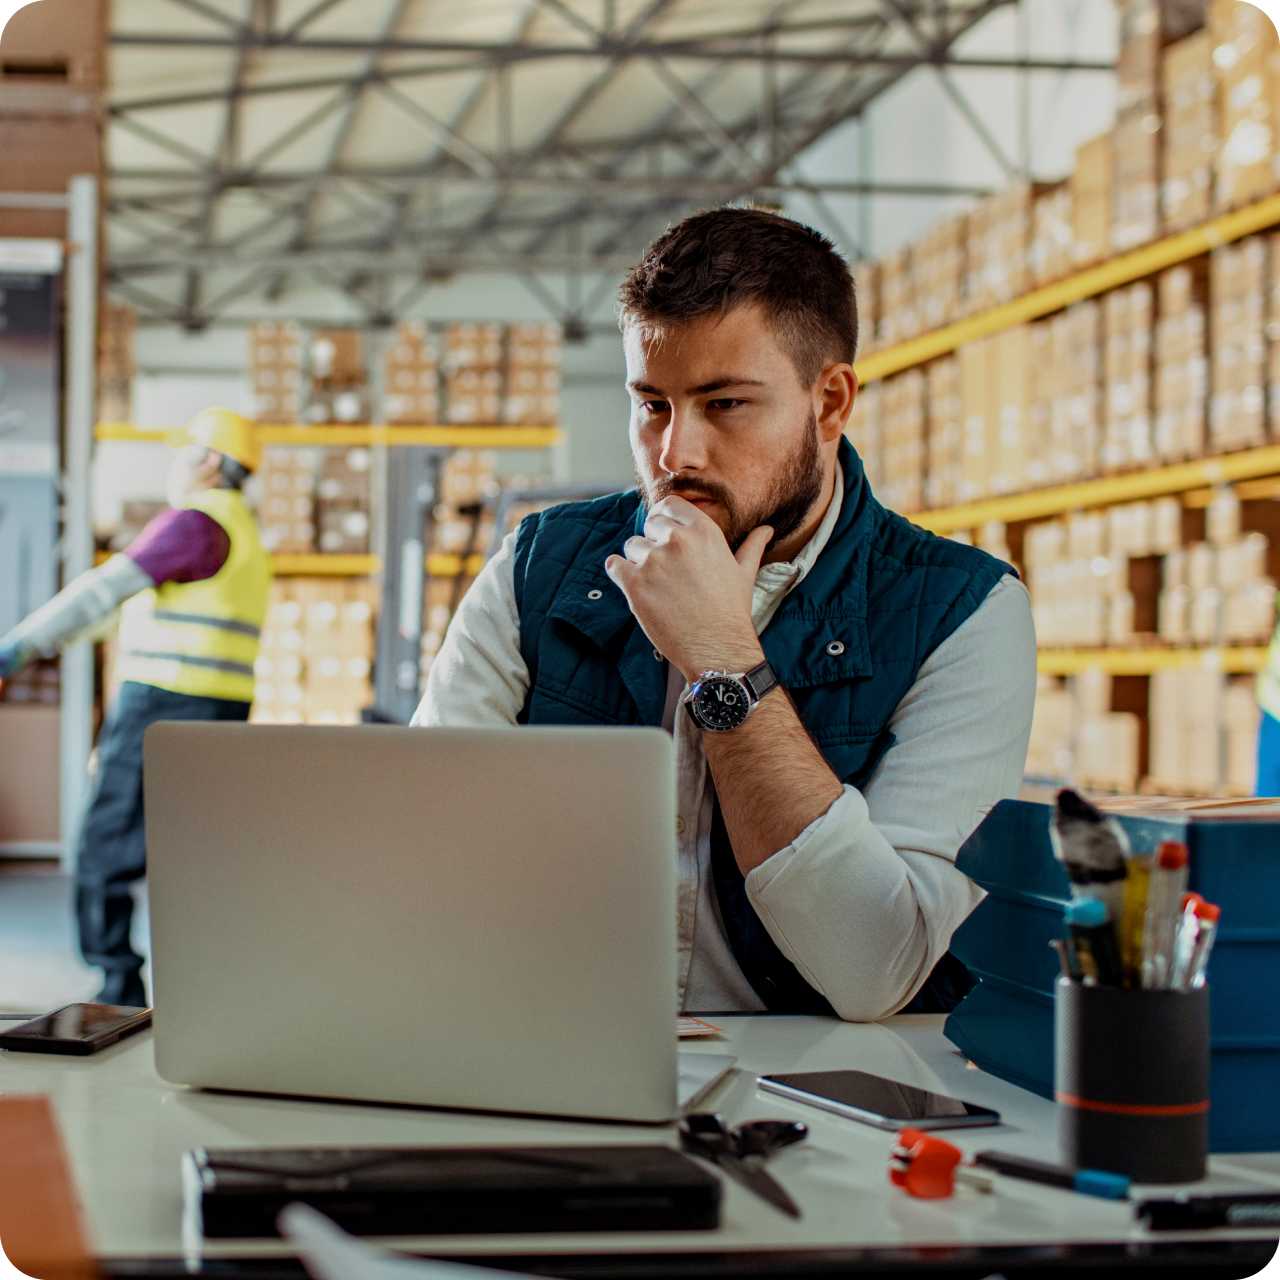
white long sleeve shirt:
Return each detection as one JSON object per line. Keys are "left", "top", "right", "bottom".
{"left": 413, "top": 473, "right": 1037, "bottom": 1021}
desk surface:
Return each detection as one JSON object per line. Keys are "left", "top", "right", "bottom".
{"left": 4, "top": 1014, "right": 1278, "bottom": 1274}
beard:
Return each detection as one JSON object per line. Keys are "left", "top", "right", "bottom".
{"left": 636, "top": 409, "right": 824, "bottom": 553}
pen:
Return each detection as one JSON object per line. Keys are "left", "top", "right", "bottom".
{"left": 1136, "top": 1191, "right": 1280, "bottom": 1231}
{"left": 1169, "top": 893, "right": 1206, "bottom": 990}
{"left": 1120, "top": 847, "right": 1153, "bottom": 988}
{"left": 1179, "top": 899, "right": 1220, "bottom": 991}
{"left": 1139, "top": 840, "right": 1189, "bottom": 990}
{"left": 972, "top": 1151, "right": 1131, "bottom": 1202}
{"left": 1065, "top": 898, "right": 1124, "bottom": 987}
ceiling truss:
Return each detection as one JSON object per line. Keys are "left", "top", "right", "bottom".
{"left": 105, "top": 0, "right": 1115, "bottom": 331}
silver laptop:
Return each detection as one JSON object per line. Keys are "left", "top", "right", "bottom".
{"left": 144, "top": 724, "right": 678, "bottom": 1123}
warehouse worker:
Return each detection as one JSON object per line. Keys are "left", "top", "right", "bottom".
{"left": 415, "top": 208, "right": 1037, "bottom": 1022}
{"left": 0, "top": 408, "right": 270, "bottom": 1007}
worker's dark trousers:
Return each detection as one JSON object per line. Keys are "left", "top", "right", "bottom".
{"left": 75, "top": 680, "right": 250, "bottom": 1005}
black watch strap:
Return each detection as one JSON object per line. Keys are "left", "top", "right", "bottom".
{"left": 743, "top": 660, "right": 778, "bottom": 702}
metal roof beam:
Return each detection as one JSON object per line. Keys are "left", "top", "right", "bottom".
{"left": 107, "top": 169, "right": 996, "bottom": 199}
{"left": 110, "top": 246, "right": 640, "bottom": 273}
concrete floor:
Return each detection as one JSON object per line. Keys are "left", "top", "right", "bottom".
{"left": 0, "top": 860, "right": 149, "bottom": 1014}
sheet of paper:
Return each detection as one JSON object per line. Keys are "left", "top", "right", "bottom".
{"left": 280, "top": 1203, "right": 535, "bottom": 1280}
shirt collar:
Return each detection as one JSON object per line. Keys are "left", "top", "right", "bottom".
{"left": 755, "top": 457, "right": 845, "bottom": 590}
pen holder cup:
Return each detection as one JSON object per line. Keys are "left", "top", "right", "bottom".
{"left": 1055, "top": 978, "right": 1209, "bottom": 1184}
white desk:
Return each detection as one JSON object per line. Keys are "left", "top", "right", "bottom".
{"left": 4, "top": 1014, "right": 1278, "bottom": 1276}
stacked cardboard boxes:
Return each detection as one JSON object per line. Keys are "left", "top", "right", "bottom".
{"left": 1210, "top": 236, "right": 1269, "bottom": 452}
{"left": 249, "top": 323, "right": 304, "bottom": 424}
{"left": 315, "top": 447, "right": 372, "bottom": 554}
{"left": 1149, "top": 668, "right": 1260, "bottom": 793}
{"left": 307, "top": 329, "right": 368, "bottom": 424}
{"left": 1042, "top": 304, "right": 1103, "bottom": 483}
{"left": 924, "top": 357, "right": 961, "bottom": 508}
{"left": 1210, "top": 0, "right": 1279, "bottom": 212}
{"left": 1154, "top": 263, "right": 1209, "bottom": 462}
{"left": 255, "top": 447, "right": 317, "bottom": 554}
{"left": 1271, "top": 233, "right": 1280, "bottom": 437}
{"left": 854, "top": 261, "right": 880, "bottom": 356}
{"left": 1026, "top": 669, "right": 1145, "bottom": 792}
{"left": 252, "top": 580, "right": 376, "bottom": 725}
{"left": 1071, "top": 131, "right": 1114, "bottom": 266}
{"left": 958, "top": 336, "right": 996, "bottom": 503}
{"left": 98, "top": 304, "right": 135, "bottom": 425}
{"left": 502, "top": 323, "right": 562, "bottom": 426}
{"left": 966, "top": 186, "right": 1037, "bottom": 312}
{"left": 443, "top": 323, "right": 504, "bottom": 424}
{"left": 1162, "top": 30, "right": 1218, "bottom": 230}
{"left": 876, "top": 371, "right": 925, "bottom": 513}
{"left": 877, "top": 248, "right": 916, "bottom": 345}
{"left": 432, "top": 450, "right": 498, "bottom": 557}
{"left": 845, "top": 381, "right": 883, "bottom": 494}
{"left": 383, "top": 322, "right": 440, "bottom": 426}
{"left": 913, "top": 216, "right": 966, "bottom": 332}
{"left": 1030, "top": 183, "right": 1075, "bottom": 286}
{"left": 251, "top": 583, "right": 307, "bottom": 724}
{"left": 1102, "top": 283, "right": 1156, "bottom": 472}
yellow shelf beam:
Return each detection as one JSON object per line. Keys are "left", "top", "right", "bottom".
{"left": 1037, "top": 647, "right": 1269, "bottom": 677}
{"left": 855, "top": 192, "right": 1280, "bottom": 385}
{"left": 912, "top": 445, "right": 1280, "bottom": 534}
{"left": 95, "top": 423, "right": 564, "bottom": 449}
{"left": 271, "top": 552, "right": 486, "bottom": 578}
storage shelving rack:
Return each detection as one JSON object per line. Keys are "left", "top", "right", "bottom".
{"left": 92, "top": 421, "right": 564, "bottom": 724}
{"left": 853, "top": 190, "right": 1280, "bottom": 685}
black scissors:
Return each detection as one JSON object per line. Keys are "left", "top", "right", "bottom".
{"left": 678, "top": 1113, "right": 808, "bottom": 1219}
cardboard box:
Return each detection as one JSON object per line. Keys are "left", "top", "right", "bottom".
{"left": 1162, "top": 30, "right": 1218, "bottom": 229}
{"left": 0, "top": 116, "right": 101, "bottom": 238}
{"left": 0, "top": 706, "right": 59, "bottom": 843}
{"left": 1211, "top": 0, "right": 1279, "bottom": 210}
{"left": 0, "top": 0, "right": 106, "bottom": 88}
{"left": 310, "top": 330, "right": 364, "bottom": 386}
{"left": 1072, "top": 132, "right": 1114, "bottom": 264}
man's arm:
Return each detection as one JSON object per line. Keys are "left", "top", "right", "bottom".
{"left": 736, "top": 577, "right": 1036, "bottom": 1021}
{"left": 412, "top": 531, "right": 530, "bottom": 727}
{"left": 0, "top": 554, "right": 153, "bottom": 679}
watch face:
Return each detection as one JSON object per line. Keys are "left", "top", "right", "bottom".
{"left": 692, "top": 675, "right": 752, "bottom": 731}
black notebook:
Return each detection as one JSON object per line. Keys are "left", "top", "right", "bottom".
{"left": 183, "top": 1144, "right": 722, "bottom": 1238}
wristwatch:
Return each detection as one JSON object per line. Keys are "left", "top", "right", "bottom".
{"left": 682, "top": 660, "right": 779, "bottom": 732}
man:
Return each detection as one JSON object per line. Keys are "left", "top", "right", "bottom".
{"left": 0, "top": 408, "right": 270, "bottom": 1007}
{"left": 416, "top": 208, "right": 1037, "bottom": 1021}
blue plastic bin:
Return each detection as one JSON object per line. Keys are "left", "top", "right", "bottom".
{"left": 944, "top": 798, "right": 1280, "bottom": 1152}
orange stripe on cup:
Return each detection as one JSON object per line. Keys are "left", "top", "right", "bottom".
{"left": 1056, "top": 1092, "right": 1210, "bottom": 1118}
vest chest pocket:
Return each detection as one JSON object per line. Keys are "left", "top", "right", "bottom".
{"left": 814, "top": 728, "right": 896, "bottom": 791}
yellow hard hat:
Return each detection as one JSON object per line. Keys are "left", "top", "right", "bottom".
{"left": 182, "top": 407, "right": 261, "bottom": 473}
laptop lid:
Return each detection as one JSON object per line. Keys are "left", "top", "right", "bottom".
{"left": 144, "top": 724, "right": 677, "bottom": 1123}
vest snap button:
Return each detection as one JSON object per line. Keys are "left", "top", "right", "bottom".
{"left": 826, "top": 640, "right": 846, "bottom": 656}
{"left": 653, "top": 648, "right": 663, "bottom": 662}
{"left": 587, "top": 589, "right": 603, "bottom": 600}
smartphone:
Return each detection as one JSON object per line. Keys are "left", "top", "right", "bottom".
{"left": 758, "top": 1069, "right": 1001, "bottom": 1132}
{"left": 0, "top": 1003, "right": 152, "bottom": 1056}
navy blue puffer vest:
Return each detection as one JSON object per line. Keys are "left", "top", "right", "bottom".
{"left": 512, "top": 437, "right": 1012, "bottom": 1016}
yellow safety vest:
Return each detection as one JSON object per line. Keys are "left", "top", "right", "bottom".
{"left": 117, "top": 488, "right": 271, "bottom": 703}
{"left": 1259, "top": 598, "right": 1280, "bottom": 722}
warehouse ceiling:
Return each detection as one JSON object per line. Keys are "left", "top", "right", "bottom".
{"left": 104, "top": 0, "right": 1109, "bottom": 331}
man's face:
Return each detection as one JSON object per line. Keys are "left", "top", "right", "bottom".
{"left": 166, "top": 446, "right": 215, "bottom": 506}
{"left": 625, "top": 302, "right": 827, "bottom": 553}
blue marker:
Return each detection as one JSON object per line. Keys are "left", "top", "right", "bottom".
{"left": 974, "top": 1151, "right": 1131, "bottom": 1201}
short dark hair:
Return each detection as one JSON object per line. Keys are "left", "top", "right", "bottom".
{"left": 618, "top": 207, "right": 858, "bottom": 385}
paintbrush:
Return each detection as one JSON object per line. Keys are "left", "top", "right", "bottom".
{"left": 1050, "top": 788, "right": 1129, "bottom": 921}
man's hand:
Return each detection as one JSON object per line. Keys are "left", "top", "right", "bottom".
{"left": 604, "top": 496, "right": 771, "bottom": 682}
